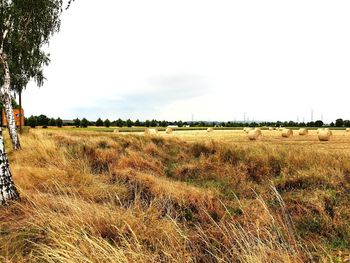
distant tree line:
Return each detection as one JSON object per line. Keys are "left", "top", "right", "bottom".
{"left": 220, "top": 119, "right": 350, "bottom": 128}
{"left": 22, "top": 116, "right": 350, "bottom": 128}
{"left": 25, "top": 115, "right": 63, "bottom": 128}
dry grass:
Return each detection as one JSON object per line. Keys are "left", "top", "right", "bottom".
{"left": 0, "top": 129, "right": 349, "bottom": 262}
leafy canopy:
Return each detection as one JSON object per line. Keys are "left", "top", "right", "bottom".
{"left": 0, "top": 0, "right": 64, "bottom": 92}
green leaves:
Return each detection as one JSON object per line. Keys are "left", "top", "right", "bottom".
{"left": 0, "top": 0, "right": 64, "bottom": 91}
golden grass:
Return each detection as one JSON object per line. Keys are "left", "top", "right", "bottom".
{"left": 0, "top": 129, "right": 349, "bottom": 262}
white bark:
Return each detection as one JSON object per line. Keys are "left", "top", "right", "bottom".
{"left": 0, "top": 128, "right": 19, "bottom": 204}
{"left": 0, "top": 53, "right": 21, "bottom": 150}
{"left": 0, "top": 29, "right": 9, "bottom": 54}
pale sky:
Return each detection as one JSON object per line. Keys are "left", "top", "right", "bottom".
{"left": 23, "top": 0, "right": 350, "bottom": 123}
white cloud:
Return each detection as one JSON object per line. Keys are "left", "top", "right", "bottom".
{"left": 23, "top": 0, "right": 350, "bottom": 122}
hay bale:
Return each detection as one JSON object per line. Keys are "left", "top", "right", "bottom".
{"left": 317, "top": 128, "right": 323, "bottom": 134}
{"left": 165, "top": 127, "right": 173, "bottom": 134}
{"left": 324, "top": 128, "right": 333, "bottom": 135}
{"left": 254, "top": 128, "right": 262, "bottom": 136}
{"left": 282, "top": 128, "right": 293, "bottom": 138}
{"left": 113, "top": 129, "right": 120, "bottom": 133}
{"left": 318, "top": 130, "right": 332, "bottom": 141}
{"left": 298, "top": 128, "right": 308, "bottom": 136}
{"left": 244, "top": 127, "right": 253, "bottom": 133}
{"left": 207, "top": 127, "right": 214, "bottom": 132}
{"left": 346, "top": 128, "right": 350, "bottom": 132}
{"left": 248, "top": 129, "right": 262, "bottom": 140}
{"left": 144, "top": 128, "right": 158, "bottom": 135}
{"left": 268, "top": 127, "right": 273, "bottom": 131}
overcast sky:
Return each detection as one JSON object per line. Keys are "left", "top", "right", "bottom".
{"left": 23, "top": 0, "right": 350, "bottom": 123}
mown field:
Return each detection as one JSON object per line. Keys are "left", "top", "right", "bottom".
{"left": 54, "top": 126, "right": 349, "bottom": 133}
{"left": 1, "top": 128, "right": 350, "bottom": 262}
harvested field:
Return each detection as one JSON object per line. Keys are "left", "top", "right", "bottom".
{"left": 1, "top": 128, "right": 349, "bottom": 262}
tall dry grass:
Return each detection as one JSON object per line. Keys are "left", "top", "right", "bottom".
{"left": 0, "top": 129, "right": 349, "bottom": 262}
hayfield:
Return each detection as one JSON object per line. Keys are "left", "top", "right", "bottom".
{"left": 125, "top": 127, "right": 350, "bottom": 154}
{"left": 140, "top": 128, "right": 350, "bottom": 147}
{"left": 1, "top": 127, "right": 350, "bottom": 262}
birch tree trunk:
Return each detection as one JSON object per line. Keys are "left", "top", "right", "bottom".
{"left": 0, "top": 128, "right": 19, "bottom": 204}
{"left": 0, "top": 53, "right": 21, "bottom": 150}
{"left": 19, "top": 90, "right": 22, "bottom": 133}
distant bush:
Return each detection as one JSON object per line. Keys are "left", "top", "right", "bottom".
{"left": 27, "top": 115, "right": 37, "bottom": 128}
{"left": 114, "top": 118, "right": 124, "bottom": 127}
{"left": 315, "top": 120, "right": 323, "bottom": 127}
{"left": 104, "top": 119, "right": 110, "bottom": 127}
{"left": 126, "top": 119, "right": 133, "bottom": 127}
{"left": 336, "top": 118, "right": 344, "bottom": 127}
{"left": 56, "top": 118, "right": 63, "bottom": 128}
{"left": 73, "top": 118, "right": 81, "bottom": 127}
{"left": 36, "top": 115, "right": 49, "bottom": 126}
{"left": 49, "top": 118, "right": 56, "bottom": 126}
{"left": 81, "top": 118, "right": 89, "bottom": 128}
{"left": 96, "top": 118, "right": 103, "bottom": 127}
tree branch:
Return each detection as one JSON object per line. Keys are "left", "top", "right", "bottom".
{"left": 66, "top": 0, "right": 75, "bottom": 10}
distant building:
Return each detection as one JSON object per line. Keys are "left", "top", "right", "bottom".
{"left": 2, "top": 108, "right": 24, "bottom": 127}
{"left": 63, "top": 120, "right": 74, "bottom": 125}
{"left": 167, "top": 125, "right": 179, "bottom": 128}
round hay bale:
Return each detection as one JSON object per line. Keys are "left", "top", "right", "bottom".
{"left": 254, "top": 128, "right": 262, "bottom": 136}
{"left": 324, "top": 128, "right": 333, "bottom": 135}
{"left": 298, "top": 128, "right": 308, "bottom": 136}
{"left": 244, "top": 127, "right": 253, "bottom": 133}
{"left": 268, "top": 127, "right": 273, "bottom": 131}
{"left": 207, "top": 127, "right": 214, "bottom": 132}
{"left": 318, "top": 130, "right": 332, "bottom": 141}
{"left": 144, "top": 128, "right": 158, "bottom": 135}
{"left": 165, "top": 127, "right": 173, "bottom": 134}
{"left": 346, "top": 128, "right": 350, "bottom": 132}
{"left": 113, "top": 129, "right": 120, "bottom": 133}
{"left": 248, "top": 129, "right": 262, "bottom": 140}
{"left": 282, "top": 128, "right": 293, "bottom": 138}
{"left": 316, "top": 128, "right": 323, "bottom": 134}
